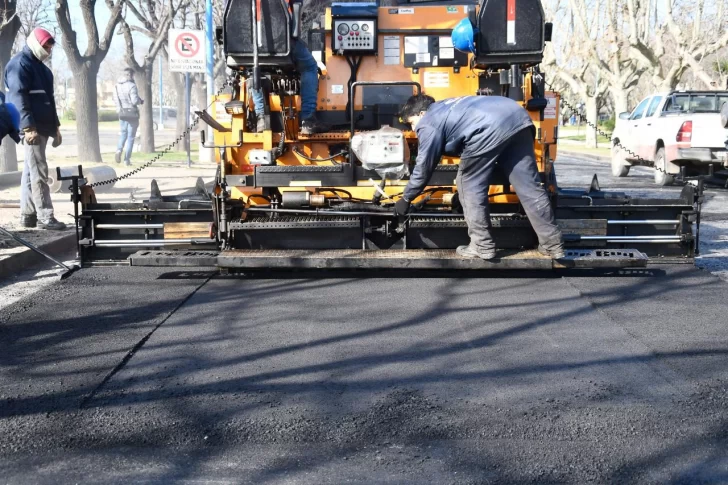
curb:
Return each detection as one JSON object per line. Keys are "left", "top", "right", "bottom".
{"left": 0, "top": 171, "right": 22, "bottom": 190}
{"left": 0, "top": 232, "right": 77, "bottom": 277}
{"left": 559, "top": 149, "right": 610, "bottom": 163}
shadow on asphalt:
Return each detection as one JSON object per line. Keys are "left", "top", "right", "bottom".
{"left": 1, "top": 264, "right": 727, "bottom": 482}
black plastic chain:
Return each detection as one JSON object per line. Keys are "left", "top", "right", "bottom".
{"left": 89, "top": 75, "right": 237, "bottom": 188}
{"left": 536, "top": 72, "right": 686, "bottom": 185}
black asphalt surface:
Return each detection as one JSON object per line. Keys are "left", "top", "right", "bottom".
{"left": 2, "top": 154, "right": 728, "bottom": 483}
{"left": 1, "top": 264, "right": 728, "bottom": 483}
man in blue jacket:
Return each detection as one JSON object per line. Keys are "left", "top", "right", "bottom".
{"left": 5, "top": 28, "right": 65, "bottom": 230}
{"left": 0, "top": 93, "right": 21, "bottom": 144}
{"left": 394, "top": 94, "right": 564, "bottom": 259}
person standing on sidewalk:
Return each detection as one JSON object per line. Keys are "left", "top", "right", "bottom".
{"left": 4, "top": 28, "right": 65, "bottom": 230}
{"left": 113, "top": 67, "right": 143, "bottom": 166}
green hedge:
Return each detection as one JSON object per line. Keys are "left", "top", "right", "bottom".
{"left": 600, "top": 117, "right": 615, "bottom": 133}
{"left": 99, "top": 110, "right": 119, "bottom": 122}
{"left": 63, "top": 109, "right": 118, "bottom": 122}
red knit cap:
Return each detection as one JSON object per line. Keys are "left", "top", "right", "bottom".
{"left": 32, "top": 28, "right": 55, "bottom": 47}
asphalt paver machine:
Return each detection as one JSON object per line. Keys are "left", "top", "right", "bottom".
{"left": 76, "top": 0, "right": 702, "bottom": 271}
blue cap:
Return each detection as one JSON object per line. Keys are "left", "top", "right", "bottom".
{"left": 452, "top": 18, "right": 477, "bottom": 54}
{"left": 5, "top": 102, "right": 20, "bottom": 131}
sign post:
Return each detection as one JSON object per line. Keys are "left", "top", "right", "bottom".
{"left": 185, "top": 72, "right": 191, "bottom": 167}
{"left": 158, "top": 57, "right": 164, "bottom": 129}
{"left": 168, "top": 29, "right": 206, "bottom": 167}
{"left": 205, "top": 0, "right": 215, "bottom": 164}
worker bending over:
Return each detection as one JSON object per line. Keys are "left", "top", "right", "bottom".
{"left": 395, "top": 94, "right": 565, "bottom": 260}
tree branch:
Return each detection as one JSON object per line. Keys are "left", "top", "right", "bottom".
{"left": 54, "top": 0, "right": 83, "bottom": 67}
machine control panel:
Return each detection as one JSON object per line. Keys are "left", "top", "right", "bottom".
{"left": 332, "top": 20, "right": 377, "bottom": 53}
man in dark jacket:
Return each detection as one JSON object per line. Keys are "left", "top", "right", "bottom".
{"left": 5, "top": 28, "right": 65, "bottom": 230}
{"left": 395, "top": 94, "right": 564, "bottom": 259}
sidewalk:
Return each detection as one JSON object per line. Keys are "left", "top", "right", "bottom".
{"left": 12, "top": 126, "right": 184, "bottom": 160}
{"left": 0, "top": 154, "right": 217, "bottom": 277}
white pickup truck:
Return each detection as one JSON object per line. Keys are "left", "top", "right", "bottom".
{"left": 611, "top": 91, "right": 728, "bottom": 185}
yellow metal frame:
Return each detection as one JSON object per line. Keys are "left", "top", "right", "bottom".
{"left": 211, "top": 4, "right": 560, "bottom": 206}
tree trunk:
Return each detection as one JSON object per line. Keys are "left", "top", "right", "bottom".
{"left": 585, "top": 97, "right": 599, "bottom": 148}
{"left": 0, "top": 135, "right": 17, "bottom": 173}
{"left": 0, "top": 8, "right": 21, "bottom": 173}
{"left": 194, "top": 75, "right": 208, "bottom": 152}
{"left": 136, "top": 68, "right": 155, "bottom": 153}
{"left": 194, "top": 76, "right": 206, "bottom": 111}
{"left": 74, "top": 63, "right": 103, "bottom": 163}
{"left": 172, "top": 72, "right": 192, "bottom": 152}
{"left": 611, "top": 89, "right": 630, "bottom": 118}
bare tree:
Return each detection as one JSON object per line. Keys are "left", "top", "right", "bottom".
{"left": 545, "top": 0, "right": 648, "bottom": 121}
{"left": 627, "top": 0, "right": 728, "bottom": 90}
{"left": 14, "top": 0, "right": 52, "bottom": 52}
{"left": 546, "top": 0, "right": 728, "bottom": 139}
{"left": 55, "top": 0, "right": 125, "bottom": 163}
{"left": 162, "top": 1, "right": 197, "bottom": 148}
{"left": 120, "top": 0, "right": 189, "bottom": 153}
{"left": 544, "top": 0, "right": 612, "bottom": 147}
{"left": 0, "top": 0, "right": 20, "bottom": 173}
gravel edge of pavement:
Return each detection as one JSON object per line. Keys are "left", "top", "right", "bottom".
{"left": 0, "top": 231, "right": 76, "bottom": 277}
{"left": 0, "top": 171, "right": 22, "bottom": 191}
{"left": 558, "top": 149, "right": 609, "bottom": 162}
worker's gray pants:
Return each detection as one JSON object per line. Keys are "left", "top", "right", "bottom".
{"left": 20, "top": 135, "right": 54, "bottom": 221}
{"left": 456, "top": 127, "right": 563, "bottom": 252}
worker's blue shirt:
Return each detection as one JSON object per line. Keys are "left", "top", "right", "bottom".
{"left": 404, "top": 96, "right": 534, "bottom": 201}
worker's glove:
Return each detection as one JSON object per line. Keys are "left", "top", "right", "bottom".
{"left": 23, "top": 128, "right": 40, "bottom": 145}
{"left": 393, "top": 197, "right": 411, "bottom": 217}
{"left": 51, "top": 128, "right": 62, "bottom": 148}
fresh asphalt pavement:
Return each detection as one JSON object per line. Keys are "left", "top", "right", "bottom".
{"left": 1, "top": 156, "right": 728, "bottom": 484}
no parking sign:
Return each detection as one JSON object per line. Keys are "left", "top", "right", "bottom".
{"left": 168, "top": 29, "right": 206, "bottom": 72}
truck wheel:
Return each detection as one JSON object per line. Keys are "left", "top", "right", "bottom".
{"left": 654, "top": 148, "right": 674, "bottom": 186}
{"left": 611, "top": 142, "right": 630, "bottom": 177}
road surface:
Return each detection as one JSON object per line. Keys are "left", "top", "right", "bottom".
{"left": 1, "top": 154, "right": 727, "bottom": 483}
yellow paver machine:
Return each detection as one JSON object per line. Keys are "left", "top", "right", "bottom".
{"left": 78, "top": 0, "right": 702, "bottom": 271}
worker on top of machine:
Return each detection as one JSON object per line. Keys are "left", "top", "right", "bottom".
{"left": 394, "top": 94, "right": 565, "bottom": 260}
{"left": 249, "top": 0, "right": 330, "bottom": 135}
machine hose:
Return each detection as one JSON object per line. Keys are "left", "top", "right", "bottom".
{"left": 331, "top": 201, "right": 391, "bottom": 212}
{"left": 292, "top": 146, "right": 348, "bottom": 164}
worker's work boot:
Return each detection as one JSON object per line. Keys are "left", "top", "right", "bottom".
{"left": 456, "top": 244, "right": 496, "bottom": 260}
{"left": 20, "top": 214, "right": 37, "bottom": 228}
{"left": 300, "top": 115, "right": 331, "bottom": 135}
{"left": 538, "top": 245, "right": 565, "bottom": 259}
{"left": 38, "top": 217, "right": 67, "bottom": 231}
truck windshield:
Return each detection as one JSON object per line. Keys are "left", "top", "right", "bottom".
{"left": 664, "top": 93, "right": 728, "bottom": 113}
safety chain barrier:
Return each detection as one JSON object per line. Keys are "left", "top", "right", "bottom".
{"left": 537, "top": 72, "right": 687, "bottom": 186}
{"left": 88, "top": 75, "right": 238, "bottom": 188}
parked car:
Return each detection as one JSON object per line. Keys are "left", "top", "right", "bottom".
{"left": 152, "top": 106, "right": 177, "bottom": 120}
{"left": 611, "top": 91, "right": 728, "bottom": 185}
